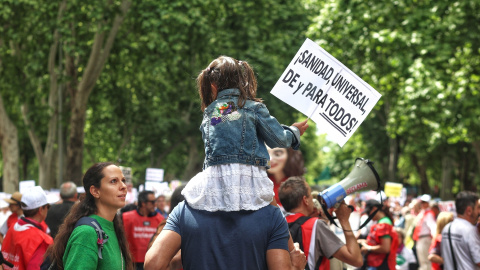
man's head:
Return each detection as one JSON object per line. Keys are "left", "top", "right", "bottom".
{"left": 156, "top": 195, "right": 166, "bottom": 211}
{"left": 138, "top": 190, "right": 156, "bottom": 214}
{"left": 4, "top": 192, "right": 22, "bottom": 214}
{"left": 455, "top": 191, "right": 480, "bottom": 224}
{"left": 21, "top": 186, "right": 50, "bottom": 221}
{"left": 60, "top": 181, "right": 78, "bottom": 201}
{"left": 278, "top": 176, "right": 313, "bottom": 215}
{"left": 419, "top": 194, "right": 431, "bottom": 209}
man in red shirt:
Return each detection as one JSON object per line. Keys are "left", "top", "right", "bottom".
{"left": 1, "top": 186, "right": 53, "bottom": 270}
{"left": 123, "top": 190, "right": 164, "bottom": 270}
{"left": 0, "top": 192, "right": 23, "bottom": 243}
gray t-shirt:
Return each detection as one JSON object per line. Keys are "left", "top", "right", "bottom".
{"left": 441, "top": 218, "right": 480, "bottom": 270}
{"left": 307, "top": 219, "right": 344, "bottom": 269}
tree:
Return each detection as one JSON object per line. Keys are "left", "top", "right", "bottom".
{"left": 0, "top": 94, "right": 19, "bottom": 193}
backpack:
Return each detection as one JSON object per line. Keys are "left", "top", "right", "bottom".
{"left": 40, "top": 216, "right": 108, "bottom": 270}
{"left": 288, "top": 216, "right": 328, "bottom": 270}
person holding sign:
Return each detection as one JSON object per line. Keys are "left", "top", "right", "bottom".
{"left": 145, "top": 56, "right": 308, "bottom": 270}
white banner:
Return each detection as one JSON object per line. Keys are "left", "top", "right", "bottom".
{"left": 271, "top": 38, "right": 381, "bottom": 147}
{"left": 145, "top": 168, "right": 164, "bottom": 182}
{"left": 119, "top": 166, "right": 133, "bottom": 184}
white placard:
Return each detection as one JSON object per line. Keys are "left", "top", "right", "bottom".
{"left": 119, "top": 166, "right": 133, "bottom": 184}
{"left": 144, "top": 181, "right": 170, "bottom": 197}
{"left": 145, "top": 168, "right": 164, "bottom": 182}
{"left": 271, "top": 38, "right": 381, "bottom": 147}
{"left": 19, "top": 180, "right": 36, "bottom": 193}
{"left": 76, "top": 186, "right": 85, "bottom": 194}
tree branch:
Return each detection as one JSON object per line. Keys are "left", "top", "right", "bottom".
{"left": 78, "top": 0, "right": 132, "bottom": 107}
{"left": 21, "top": 104, "right": 45, "bottom": 165}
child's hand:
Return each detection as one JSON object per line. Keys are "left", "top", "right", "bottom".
{"left": 292, "top": 119, "right": 309, "bottom": 136}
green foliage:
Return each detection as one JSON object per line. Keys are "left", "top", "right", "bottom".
{"left": 2, "top": 0, "right": 478, "bottom": 197}
{"left": 307, "top": 0, "right": 480, "bottom": 194}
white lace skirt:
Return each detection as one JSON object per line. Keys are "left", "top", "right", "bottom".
{"left": 182, "top": 163, "right": 274, "bottom": 212}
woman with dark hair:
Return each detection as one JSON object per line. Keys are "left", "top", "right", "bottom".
{"left": 358, "top": 199, "right": 399, "bottom": 270}
{"left": 45, "top": 162, "right": 133, "bottom": 270}
{"left": 267, "top": 147, "right": 305, "bottom": 207}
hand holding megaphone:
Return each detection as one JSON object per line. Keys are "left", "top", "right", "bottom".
{"left": 318, "top": 158, "right": 381, "bottom": 210}
{"left": 317, "top": 158, "right": 382, "bottom": 228}
{"left": 333, "top": 201, "right": 354, "bottom": 222}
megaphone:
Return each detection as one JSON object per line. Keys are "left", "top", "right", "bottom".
{"left": 318, "top": 158, "right": 382, "bottom": 209}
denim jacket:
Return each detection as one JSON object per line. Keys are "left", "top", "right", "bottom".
{"left": 201, "top": 88, "right": 301, "bottom": 169}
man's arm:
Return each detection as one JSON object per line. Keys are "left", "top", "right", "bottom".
{"left": 332, "top": 202, "right": 363, "bottom": 267}
{"left": 144, "top": 230, "right": 181, "bottom": 270}
{"left": 266, "top": 244, "right": 306, "bottom": 270}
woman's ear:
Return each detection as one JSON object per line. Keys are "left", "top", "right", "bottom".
{"left": 90, "top": 185, "right": 100, "bottom": 199}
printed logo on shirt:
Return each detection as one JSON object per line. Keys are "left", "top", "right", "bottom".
{"left": 143, "top": 221, "right": 151, "bottom": 226}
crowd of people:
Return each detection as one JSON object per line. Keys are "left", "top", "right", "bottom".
{"left": 0, "top": 55, "right": 478, "bottom": 270}
{"left": 1, "top": 171, "right": 479, "bottom": 270}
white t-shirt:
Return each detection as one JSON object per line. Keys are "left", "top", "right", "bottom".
{"left": 396, "top": 245, "right": 417, "bottom": 270}
{"left": 441, "top": 218, "right": 480, "bottom": 270}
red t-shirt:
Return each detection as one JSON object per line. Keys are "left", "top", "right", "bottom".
{"left": 366, "top": 217, "right": 398, "bottom": 269}
{"left": 429, "top": 234, "right": 442, "bottom": 270}
{"left": 269, "top": 175, "right": 288, "bottom": 206}
{"left": 122, "top": 210, "right": 164, "bottom": 263}
{"left": 6, "top": 212, "right": 18, "bottom": 229}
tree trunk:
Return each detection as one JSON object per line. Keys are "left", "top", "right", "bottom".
{"left": 459, "top": 144, "right": 472, "bottom": 192}
{"left": 388, "top": 137, "right": 399, "bottom": 182}
{"left": 65, "top": 0, "right": 131, "bottom": 184}
{"left": 473, "top": 140, "right": 480, "bottom": 180}
{"left": 440, "top": 155, "right": 454, "bottom": 200}
{"left": 182, "top": 136, "right": 202, "bottom": 181}
{"left": 0, "top": 94, "right": 19, "bottom": 193}
{"left": 66, "top": 107, "right": 87, "bottom": 184}
{"left": 410, "top": 154, "right": 430, "bottom": 194}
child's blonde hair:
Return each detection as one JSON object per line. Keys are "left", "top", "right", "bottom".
{"left": 197, "top": 56, "right": 261, "bottom": 111}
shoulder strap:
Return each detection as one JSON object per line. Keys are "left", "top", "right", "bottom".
{"left": 319, "top": 192, "right": 382, "bottom": 230}
{"left": 288, "top": 216, "right": 314, "bottom": 270}
{"left": 447, "top": 223, "right": 457, "bottom": 270}
{"left": 288, "top": 216, "right": 312, "bottom": 250}
{"left": 75, "top": 217, "right": 108, "bottom": 260}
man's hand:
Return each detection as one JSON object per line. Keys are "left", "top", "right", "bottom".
{"left": 290, "top": 242, "right": 306, "bottom": 270}
{"left": 292, "top": 119, "right": 309, "bottom": 136}
{"left": 334, "top": 201, "right": 352, "bottom": 223}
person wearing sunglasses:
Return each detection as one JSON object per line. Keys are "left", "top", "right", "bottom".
{"left": 123, "top": 190, "right": 165, "bottom": 270}
{"left": 0, "top": 192, "right": 24, "bottom": 243}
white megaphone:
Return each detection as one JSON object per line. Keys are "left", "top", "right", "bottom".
{"left": 318, "top": 158, "right": 382, "bottom": 209}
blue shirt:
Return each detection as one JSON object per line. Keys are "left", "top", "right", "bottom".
{"left": 165, "top": 201, "right": 290, "bottom": 270}
{"left": 201, "top": 88, "right": 300, "bottom": 169}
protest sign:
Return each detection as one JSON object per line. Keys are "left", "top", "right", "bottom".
{"left": 271, "top": 38, "right": 382, "bottom": 147}
{"left": 146, "top": 168, "right": 164, "bottom": 182}
{"left": 119, "top": 166, "right": 133, "bottom": 184}
{"left": 384, "top": 182, "right": 403, "bottom": 198}
{"left": 19, "top": 180, "right": 36, "bottom": 193}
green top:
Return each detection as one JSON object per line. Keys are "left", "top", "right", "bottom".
{"left": 378, "top": 216, "right": 392, "bottom": 225}
{"left": 63, "top": 215, "right": 125, "bottom": 270}
{"left": 378, "top": 216, "right": 392, "bottom": 239}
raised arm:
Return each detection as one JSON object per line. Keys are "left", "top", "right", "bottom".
{"left": 332, "top": 202, "right": 363, "bottom": 267}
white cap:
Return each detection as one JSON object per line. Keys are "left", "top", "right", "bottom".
{"left": 420, "top": 194, "right": 431, "bottom": 202}
{"left": 21, "top": 186, "right": 49, "bottom": 210}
